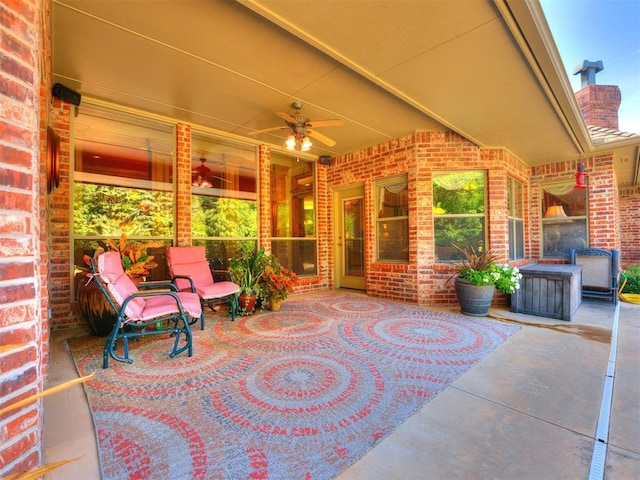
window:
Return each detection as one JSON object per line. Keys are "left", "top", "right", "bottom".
{"left": 376, "top": 175, "right": 409, "bottom": 263}
{"left": 433, "top": 171, "right": 486, "bottom": 261}
{"left": 73, "top": 105, "right": 175, "bottom": 282}
{"left": 270, "top": 153, "right": 317, "bottom": 276}
{"left": 508, "top": 178, "right": 525, "bottom": 260}
{"left": 191, "top": 132, "right": 258, "bottom": 269}
{"left": 541, "top": 183, "right": 587, "bottom": 258}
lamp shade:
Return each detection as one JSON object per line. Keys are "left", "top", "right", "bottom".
{"left": 544, "top": 205, "right": 568, "bottom": 219}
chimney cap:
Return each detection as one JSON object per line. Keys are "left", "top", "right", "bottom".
{"left": 573, "top": 60, "right": 604, "bottom": 87}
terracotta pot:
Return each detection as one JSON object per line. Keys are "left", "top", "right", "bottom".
{"left": 77, "top": 275, "right": 117, "bottom": 336}
{"left": 238, "top": 292, "right": 257, "bottom": 315}
{"left": 454, "top": 277, "right": 495, "bottom": 316}
{"left": 269, "top": 298, "right": 283, "bottom": 311}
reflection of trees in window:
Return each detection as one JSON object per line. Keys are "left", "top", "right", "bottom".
{"left": 74, "top": 184, "right": 173, "bottom": 236}
{"left": 376, "top": 175, "right": 408, "bottom": 263}
{"left": 542, "top": 183, "right": 587, "bottom": 258}
{"left": 433, "top": 171, "right": 486, "bottom": 261}
{"left": 191, "top": 133, "right": 258, "bottom": 269}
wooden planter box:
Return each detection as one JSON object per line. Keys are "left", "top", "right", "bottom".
{"left": 511, "top": 264, "right": 582, "bottom": 321}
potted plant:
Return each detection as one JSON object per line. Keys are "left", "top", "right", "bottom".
{"left": 77, "top": 234, "right": 161, "bottom": 335}
{"left": 261, "top": 260, "right": 298, "bottom": 311}
{"left": 228, "top": 243, "right": 267, "bottom": 315}
{"left": 448, "top": 244, "right": 522, "bottom": 316}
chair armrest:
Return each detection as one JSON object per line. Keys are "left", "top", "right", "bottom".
{"left": 212, "top": 269, "right": 233, "bottom": 283}
{"left": 138, "top": 280, "right": 178, "bottom": 292}
{"left": 171, "top": 274, "right": 197, "bottom": 293}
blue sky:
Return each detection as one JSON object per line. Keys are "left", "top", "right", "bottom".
{"left": 540, "top": 0, "right": 640, "bottom": 134}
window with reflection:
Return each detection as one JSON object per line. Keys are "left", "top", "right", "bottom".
{"left": 270, "top": 153, "right": 317, "bottom": 276}
{"left": 191, "top": 132, "right": 258, "bottom": 269}
{"left": 433, "top": 171, "right": 486, "bottom": 261}
{"left": 376, "top": 175, "right": 409, "bottom": 263}
{"left": 541, "top": 183, "right": 587, "bottom": 258}
{"left": 73, "top": 105, "right": 175, "bottom": 283}
{"left": 508, "top": 178, "right": 525, "bottom": 260}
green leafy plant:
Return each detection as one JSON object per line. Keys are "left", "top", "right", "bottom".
{"left": 449, "top": 244, "right": 522, "bottom": 294}
{"left": 621, "top": 264, "right": 640, "bottom": 294}
{"left": 228, "top": 243, "right": 268, "bottom": 296}
{"left": 83, "top": 233, "right": 161, "bottom": 279}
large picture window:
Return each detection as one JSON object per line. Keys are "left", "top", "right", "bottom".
{"left": 376, "top": 175, "right": 409, "bottom": 263}
{"left": 73, "top": 105, "right": 175, "bottom": 282}
{"left": 508, "top": 178, "right": 525, "bottom": 260}
{"left": 270, "top": 153, "right": 317, "bottom": 276}
{"left": 541, "top": 183, "right": 587, "bottom": 258}
{"left": 191, "top": 132, "right": 258, "bottom": 269}
{"left": 433, "top": 171, "right": 486, "bottom": 261}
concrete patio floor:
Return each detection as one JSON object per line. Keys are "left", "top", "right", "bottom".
{"left": 43, "top": 295, "right": 639, "bottom": 479}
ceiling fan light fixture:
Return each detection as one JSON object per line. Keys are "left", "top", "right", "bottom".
{"left": 285, "top": 133, "right": 296, "bottom": 150}
{"left": 301, "top": 136, "right": 312, "bottom": 152}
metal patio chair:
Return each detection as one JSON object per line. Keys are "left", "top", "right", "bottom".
{"left": 166, "top": 246, "right": 240, "bottom": 327}
{"left": 569, "top": 247, "right": 620, "bottom": 304}
{"left": 90, "top": 251, "right": 202, "bottom": 368}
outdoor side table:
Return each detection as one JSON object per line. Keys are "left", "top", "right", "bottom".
{"left": 511, "top": 264, "right": 582, "bottom": 321}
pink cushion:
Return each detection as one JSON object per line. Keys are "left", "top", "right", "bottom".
{"left": 167, "top": 246, "right": 238, "bottom": 300}
{"left": 199, "top": 281, "right": 239, "bottom": 299}
{"left": 98, "top": 251, "right": 202, "bottom": 322}
{"left": 167, "top": 246, "right": 213, "bottom": 291}
{"left": 98, "top": 252, "right": 144, "bottom": 318}
{"left": 136, "top": 292, "right": 202, "bottom": 321}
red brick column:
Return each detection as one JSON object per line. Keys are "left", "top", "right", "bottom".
{"left": 0, "top": 0, "right": 47, "bottom": 475}
{"left": 175, "top": 124, "right": 192, "bottom": 246}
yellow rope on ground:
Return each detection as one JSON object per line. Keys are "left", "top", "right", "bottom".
{"left": 618, "top": 276, "right": 640, "bottom": 304}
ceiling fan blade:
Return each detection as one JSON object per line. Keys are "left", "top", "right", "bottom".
{"left": 247, "top": 126, "right": 288, "bottom": 135}
{"left": 275, "top": 111, "right": 297, "bottom": 123}
{"left": 306, "top": 129, "right": 336, "bottom": 147}
{"left": 307, "top": 119, "right": 344, "bottom": 128}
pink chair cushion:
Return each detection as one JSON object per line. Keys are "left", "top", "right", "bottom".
{"left": 167, "top": 246, "right": 239, "bottom": 299}
{"left": 98, "top": 251, "right": 202, "bottom": 322}
{"left": 136, "top": 291, "right": 202, "bottom": 321}
{"left": 167, "top": 246, "right": 213, "bottom": 292}
{"left": 98, "top": 252, "right": 144, "bottom": 319}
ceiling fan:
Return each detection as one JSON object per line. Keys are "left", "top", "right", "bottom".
{"left": 248, "top": 101, "right": 343, "bottom": 151}
{"left": 191, "top": 157, "right": 230, "bottom": 188}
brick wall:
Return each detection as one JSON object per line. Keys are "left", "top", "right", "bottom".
{"left": 530, "top": 154, "right": 620, "bottom": 258}
{"left": 328, "top": 131, "right": 530, "bottom": 306}
{"left": 0, "top": 0, "right": 46, "bottom": 475}
{"left": 619, "top": 186, "right": 640, "bottom": 267}
{"left": 575, "top": 84, "right": 621, "bottom": 130}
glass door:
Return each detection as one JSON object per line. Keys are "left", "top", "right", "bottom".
{"left": 335, "top": 185, "right": 365, "bottom": 289}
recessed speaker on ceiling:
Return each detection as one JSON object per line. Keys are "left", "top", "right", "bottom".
{"left": 52, "top": 83, "right": 81, "bottom": 106}
{"left": 318, "top": 155, "right": 332, "bottom": 166}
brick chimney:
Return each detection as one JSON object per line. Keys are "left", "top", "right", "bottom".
{"left": 573, "top": 60, "right": 621, "bottom": 130}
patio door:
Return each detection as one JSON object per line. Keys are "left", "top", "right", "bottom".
{"left": 334, "top": 185, "right": 366, "bottom": 290}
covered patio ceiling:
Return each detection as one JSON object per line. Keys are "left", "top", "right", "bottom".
{"left": 52, "top": 0, "right": 639, "bottom": 187}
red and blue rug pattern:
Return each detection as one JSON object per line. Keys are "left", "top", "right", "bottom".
{"left": 68, "top": 291, "right": 519, "bottom": 479}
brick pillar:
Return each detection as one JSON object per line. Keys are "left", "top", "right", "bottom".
{"left": 0, "top": 0, "right": 47, "bottom": 475}
{"left": 175, "top": 124, "right": 192, "bottom": 246}
{"left": 575, "top": 84, "right": 621, "bottom": 130}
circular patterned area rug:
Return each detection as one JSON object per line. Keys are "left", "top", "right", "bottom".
{"left": 68, "top": 291, "right": 519, "bottom": 480}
